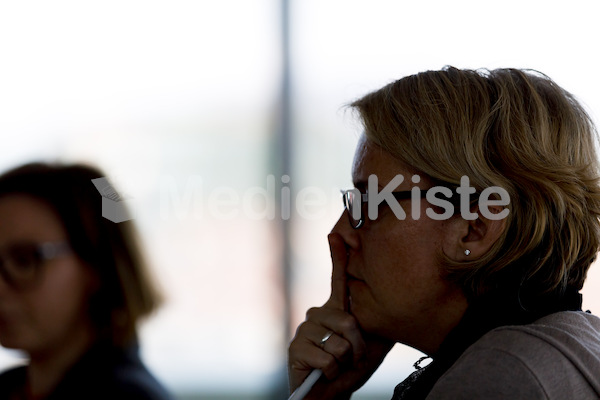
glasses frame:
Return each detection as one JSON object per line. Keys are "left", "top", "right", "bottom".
{"left": 0, "top": 241, "right": 72, "bottom": 289}
{"left": 341, "top": 189, "right": 428, "bottom": 229}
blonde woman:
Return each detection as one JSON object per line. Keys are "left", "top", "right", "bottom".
{"left": 289, "top": 68, "right": 600, "bottom": 399}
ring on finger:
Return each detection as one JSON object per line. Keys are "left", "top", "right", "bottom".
{"left": 320, "top": 331, "right": 333, "bottom": 348}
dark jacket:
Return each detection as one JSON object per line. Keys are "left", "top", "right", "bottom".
{"left": 0, "top": 341, "right": 172, "bottom": 400}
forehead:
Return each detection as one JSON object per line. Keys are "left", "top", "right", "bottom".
{"left": 351, "top": 135, "right": 420, "bottom": 187}
{"left": 0, "top": 194, "right": 67, "bottom": 244}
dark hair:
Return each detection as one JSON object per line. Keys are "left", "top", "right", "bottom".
{"left": 0, "top": 162, "right": 161, "bottom": 346}
{"left": 351, "top": 67, "right": 600, "bottom": 306}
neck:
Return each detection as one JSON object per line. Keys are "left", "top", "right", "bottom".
{"left": 408, "top": 291, "right": 469, "bottom": 356}
{"left": 25, "top": 324, "right": 96, "bottom": 399}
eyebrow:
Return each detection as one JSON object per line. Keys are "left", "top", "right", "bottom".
{"left": 352, "top": 180, "right": 385, "bottom": 192}
{"left": 352, "top": 180, "right": 367, "bottom": 191}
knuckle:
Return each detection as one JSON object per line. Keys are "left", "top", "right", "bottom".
{"left": 318, "top": 352, "right": 337, "bottom": 372}
{"left": 335, "top": 338, "right": 352, "bottom": 355}
{"left": 354, "top": 345, "right": 366, "bottom": 359}
{"left": 339, "top": 315, "right": 357, "bottom": 331}
{"left": 305, "top": 307, "right": 321, "bottom": 320}
{"left": 288, "top": 359, "right": 304, "bottom": 372}
{"left": 290, "top": 321, "right": 316, "bottom": 347}
{"left": 291, "top": 321, "right": 308, "bottom": 340}
{"left": 320, "top": 354, "right": 340, "bottom": 380}
{"left": 329, "top": 338, "right": 352, "bottom": 363}
{"left": 288, "top": 338, "right": 301, "bottom": 354}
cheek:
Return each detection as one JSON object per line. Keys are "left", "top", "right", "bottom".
{"left": 363, "top": 220, "right": 447, "bottom": 300}
{"left": 368, "top": 220, "right": 443, "bottom": 271}
{"left": 28, "top": 261, "right": 94, "bottom": 335}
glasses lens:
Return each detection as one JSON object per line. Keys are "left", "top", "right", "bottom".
{"left": 4, "top": 244, "right": 42, "bottom": 286}
{"left": 343, "top": 190, "right": 362, "bottom": 228}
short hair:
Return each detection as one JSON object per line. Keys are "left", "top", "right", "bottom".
{"left": 351, "top": 67, "right": 600, "bottom": 307}
{"left": 0, "top": 162, "right": 162, "bottom": 346}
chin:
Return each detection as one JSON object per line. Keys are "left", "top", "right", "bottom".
{"left": 349, "top": 301, "right": 375, "bottom": 332}
{"left": 0, "top": 336, "right": 25, "bottom": 350}
{"left": 349, "top": 302, "right": 397, "bottom": 340}
{"left": 0, "top": 328, "right": 32, "bottom": 352}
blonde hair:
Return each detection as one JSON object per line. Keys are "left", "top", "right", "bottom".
{"left": 351, "top": 67, "right": 600, "bottom": 304}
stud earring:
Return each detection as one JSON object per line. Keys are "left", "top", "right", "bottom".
{"left": 465, "top": 249, "right": 471, "bottom": 256}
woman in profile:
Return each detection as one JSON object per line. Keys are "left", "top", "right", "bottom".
{"left": 0, "top": 163, "right": 171, "bottom": 399}
{"left": 288, "top": 68, "right": 600, "bottom": 399}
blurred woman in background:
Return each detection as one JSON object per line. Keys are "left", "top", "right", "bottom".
{"left": 0, "top": 163, "right": 171, "bottom": 399}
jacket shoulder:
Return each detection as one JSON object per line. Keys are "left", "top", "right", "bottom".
{"left": 427, "top": 311, "right": 600, "bottom": 399}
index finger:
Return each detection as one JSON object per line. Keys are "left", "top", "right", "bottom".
{"left": 326, "top": 233, "right": 348, "bottom": 311}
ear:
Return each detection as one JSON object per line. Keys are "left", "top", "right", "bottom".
{"left": 443, "top": 205, "right": 507, "bottom": 262}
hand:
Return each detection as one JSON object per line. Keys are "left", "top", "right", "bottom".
{"left": 288, "top": 233, "right": 394, "bottom": 399}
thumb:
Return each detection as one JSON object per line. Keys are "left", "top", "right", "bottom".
{"left": 326, "top": 233, "right": 348, "bottom": 311}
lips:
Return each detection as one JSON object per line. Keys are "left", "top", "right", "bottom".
{"left": 346, "top": 271, "right": 364, "bottom": 283}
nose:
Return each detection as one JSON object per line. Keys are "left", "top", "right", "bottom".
{"left": 330, "top": 210, "right": 360, "bottom": 251}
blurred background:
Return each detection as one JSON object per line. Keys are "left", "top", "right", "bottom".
{"left": 1, "top": 1, "right": 599, "bottom": 399}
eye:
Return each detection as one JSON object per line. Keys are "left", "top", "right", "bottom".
{"left": 6, "top": 244, "right": 41, "bottom": 276}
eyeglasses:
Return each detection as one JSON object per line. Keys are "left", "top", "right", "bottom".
{"left": 0, "top": 241, "right": 71, "bottom": 289}
{"left": 341, "top": 189, "right": 428, "bottom": 229}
